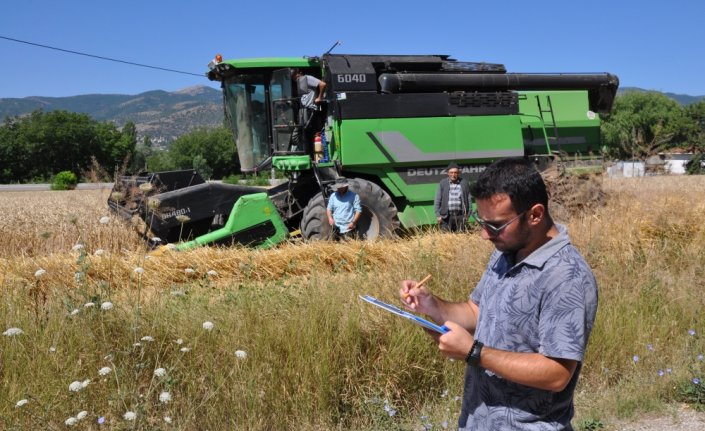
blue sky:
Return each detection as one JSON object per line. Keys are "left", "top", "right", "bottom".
{"left": 1, "top": 0, "right": 703, "bottom": 98}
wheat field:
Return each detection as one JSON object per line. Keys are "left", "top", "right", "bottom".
{"left": 1, "top": 176, "right": 704, "bottom": 430}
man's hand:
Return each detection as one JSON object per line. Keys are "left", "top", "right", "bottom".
{"left": 399, "top": 279, "right": 437, "bottom": 316}
{"left": 437, "top": 321, "right": 474, "bottom": 361}
{"left": 347, "top": 222, "right": 356, "bottom": 230}
{"left": 328, "top": 217, "right": 335, "bottom": 226}
{"left": 436, "top": 216, "right": 442, "bottom": 224}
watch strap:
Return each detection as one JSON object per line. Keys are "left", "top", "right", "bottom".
{"left": 465, "top": 340, "right": 484, "bottom": 367}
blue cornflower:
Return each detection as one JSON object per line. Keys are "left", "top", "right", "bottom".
{"left": 667, "top": 368, "right": 673, "bottom": 374}
{"left": 688, "top": 329, "right": 696, "bottom": 336}
{"left": 632, "top": 355, "right": 639, "bottom": 363}
{"left": 697, "top": 354, "right": 703, "bottom": 361}
{"left": 98, "top": 416, "right": 105, "bottom": 424}
{"left": 658, "top": 369, "right": 665, "bottom": 377}
{"left": 693, "top": 378, "right": 701, "bottom": 385}
{"left": 647, "top": 344, "right": 654, "bottom": 351}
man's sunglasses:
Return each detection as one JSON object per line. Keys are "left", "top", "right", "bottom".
{"left": 471, "top": 211, "right": 526, "bottom": 235}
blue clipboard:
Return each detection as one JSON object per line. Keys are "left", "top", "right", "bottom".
{"left": 359, "top": 295, "right": 450, "bottom": 334}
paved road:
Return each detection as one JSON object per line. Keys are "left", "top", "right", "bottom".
{"left": 0, "top": 183, "right": 114, "bottom": 191}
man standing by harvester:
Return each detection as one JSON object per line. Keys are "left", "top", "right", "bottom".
{"left": 434, "top": 162, "right": 472, "bottom": 232}
{"left": 400, "top": 158, "right": 598, "bottom": 430}
{"left": 291, "top": 68, "right": 326, "bottom": 153}
{"left": 327, "top": 179, "right": 362, "bottom": 239}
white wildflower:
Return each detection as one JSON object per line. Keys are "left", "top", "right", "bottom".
{"left": 153, "top": 367, "right": 166, "bottom": 377}
{"left": 99, "top": 216, "right": 111, "bottom": 224}
{"left": 76, "top": 411, "right": 88, "bottom": 420}
{"left": 139, "top": 183, "right": 153, "bottom": 192}
{"left": 133, "top": 342, "right": 142, "bottom": 347}
{"left": 94, "top": 249, "right": 105, "bottom": 256}
{"left": 3, "top": 327, "right": 24, "bottom": 337}
{"left": 81, "top": 379, "right": 91, "bottom": 388}
{"left": 140, "top": 335, "right": 154, "bottom": 342}
{"left": 176, "top": 214, "right": 191, "bottom": 223}
{"left": 98, "top": 366, "right": 112, "bottom": 376}
{"left": 49, "top": 346, "right": 56, "bottom": 352}
{"left": 164, "top": 416, "right": 172, "bottom": 424}
{"left": 133, "top": 267, "right": 144, "bottom": 275}
{"left": 202, "top": 321, "right": 214, "bottom": 331}
{"left": 150, "top": 236, "right": 162, "bottom": 243}
{"left": 34, "top": 268, "right": 46, "bottom": 278}
{"left": 100, "top": 302, "right": 113, "bottom": 310}
{"left": 180, "top": 347, "right": 191, "bottom": 353}
{"left": 68, "top": 381, "right": 83, "bottom": 392}
{"left": 144, "top": 255, "right": 152, "bottom": 260}
{"left": 184, "top": 268, "right": 196, "bottom": 274}
{"left": 72, "top": 244, "right": 84, "bottom": 251}
{"left": 123, "top": 411, "right": 136, "bottom": 421}
{"left": 69, "top": 308, "right": 80, "bottom": 316}
{"left": 84, "top": 302, "right": 95, "bottom": 308}
{"left": 235, "top": 350, "right": 247, "bottom": 359}
{"left": 207, "top": 270, "right": 218, "bottom": 276}
{"left": 74, "top": 272, "right": 83, "bottom": 283}
{"left": 65, "top": 417, "right": 78, "bottom": 426}
{"left": 175, "top": 338, "right": 184, "bottom": 345}
{"left": 171, "top": 290, "right": 185, "bottom": 296}
{"left": 15, "top": 399, "right": 28, "bottom": 408}
{"left": 167, "top": 243, "right": 177, "bottom": 250}
{"left": 159, "top": 391, "right": 172, "bottom": 404}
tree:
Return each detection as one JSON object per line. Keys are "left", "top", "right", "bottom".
{"left": 683, "top": 101, "right": 705, "bottom": 152}
{"left": 601, "top": 91, "right": 694, "bottom": 159}
{"left": 150, "top": 126, "right": 237, "bottom": 178}
{"left": 0, "top": 110, "right": 134, "bottom": 182}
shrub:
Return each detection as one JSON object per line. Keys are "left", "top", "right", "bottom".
{"left": 50, "top": 170, "right": 78, "bottom": 190}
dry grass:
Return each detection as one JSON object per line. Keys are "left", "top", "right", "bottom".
{"left": 1, "top": 176, "right": 705, "bottom": 430}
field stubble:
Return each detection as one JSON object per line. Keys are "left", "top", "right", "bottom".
{"left": 1, "top": 176, "right": 704, "bottom": 430}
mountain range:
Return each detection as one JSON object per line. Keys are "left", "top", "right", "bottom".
{"left": 0, "top": 86, "right": 702, "bottom": 147}
{"left": 618, "top": 87, "right": 705, "bottom": 105}
{"left": 0, "top": 85, "right": 223, "bottom": 147}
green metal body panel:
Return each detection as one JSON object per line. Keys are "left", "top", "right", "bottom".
{"left": 176, "top": 193, "right": 288, "bottom": 250}
{"left": 219, "top": 57, "right": 318, "bottom": 69}
{"left": 334, "top": 115, "right": 523, "bottom": 228}
{"left": 518, "top": 90, "right": 601, "bottom": 155}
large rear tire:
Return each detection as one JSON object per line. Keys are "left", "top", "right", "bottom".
{"left": 300, "top": 178, "right": 400, "bottom": 241}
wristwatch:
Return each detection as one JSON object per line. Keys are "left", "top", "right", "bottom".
{"left": 465, "top": 340, "right": 484, "bottom": 367}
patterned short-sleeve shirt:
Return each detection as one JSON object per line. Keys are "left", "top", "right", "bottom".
{"left": 459, "top": 224, "right": 598, "bottom": 431}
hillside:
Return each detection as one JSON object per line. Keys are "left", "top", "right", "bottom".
{"left": 618, "top": 86, "right": 705, "bottom": 105}
{"left": 0, "top": 85, "right": 224, "bottom": 146}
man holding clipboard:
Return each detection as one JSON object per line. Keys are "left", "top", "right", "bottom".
{"left": 399, "top": 158, "right": 598, "bottom": 431}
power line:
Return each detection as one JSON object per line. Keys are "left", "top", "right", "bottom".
{"left": 0, "top": 35, "right": 204, "bottom": 78}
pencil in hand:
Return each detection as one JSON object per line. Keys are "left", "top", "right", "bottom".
{"left": 404, "top": 274, "right": 432, "bottom": 299}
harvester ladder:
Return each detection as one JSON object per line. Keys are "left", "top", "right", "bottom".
{"left": 535, "top": 95, "right": 561, "bottom": 153}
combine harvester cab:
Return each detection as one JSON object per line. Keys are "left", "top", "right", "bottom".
{"left": 109, "top": 53, "right": 618, "bottom": 249}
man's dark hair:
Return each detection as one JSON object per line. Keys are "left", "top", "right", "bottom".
{"left": 447, "top": 162, "right": 459, "bottom": 170}
{"left": 470, "top": 158, "right": 549, "bottom": 214}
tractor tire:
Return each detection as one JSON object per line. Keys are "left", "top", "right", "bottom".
{"left": 300, "top": 178, "right": 400, "bottom": 241}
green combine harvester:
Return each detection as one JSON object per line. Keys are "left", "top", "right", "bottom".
{"left": 108, "top": 53, "right": 618, "bottom": 248}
